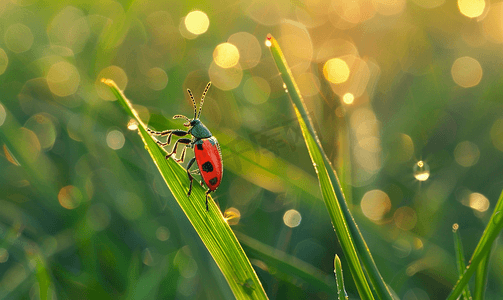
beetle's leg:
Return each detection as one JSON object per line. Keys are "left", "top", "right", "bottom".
{"left": 166, "top": 138, "right": 191, "bottom": 159}
{"left": 186, "top": 157, "right": 196, "bottom": 197}
{"left": 205, "top": 189, "right": 213, "bottom": 211}
{"left": 166, "top": 130, "right": 189, "bottom": 146}
{"left": 148, "top": 129, "right": 189, "bottom": 147}
{"left": 174, "top": 145, "right": 189, "bottom": 163}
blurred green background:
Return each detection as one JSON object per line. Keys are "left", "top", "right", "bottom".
{"left": 1, "top": 0, "right": 503, "bottom": 299}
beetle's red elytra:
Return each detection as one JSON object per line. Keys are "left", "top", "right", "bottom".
{"left": 147, "top": 82, "right": 223, "bottom": 211}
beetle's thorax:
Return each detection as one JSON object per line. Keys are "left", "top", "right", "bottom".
{"left": 189, "top": 119, "right": 212, "bottom": 139}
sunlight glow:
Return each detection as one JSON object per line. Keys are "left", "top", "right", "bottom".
{"left": 323, "top": 58, "right": 350, "bottom": 84}
{"left": 458, "top": 0, "right": 485, "bottom": 18}
{"left": 343, "top": 92, "right": 354, "bottom": 104}
{"left": 185, "top": 11, "right": 209, "bottom": 35}
{"left": 213, "top": 43, "right": 240, "bottom": 68}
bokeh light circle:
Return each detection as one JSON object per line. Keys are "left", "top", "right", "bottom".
{"left": 451, "top": 56, "right": 483, "bottom": 88}
{"left": 243, "top": 76, "right": 270, "bottom": 105}
{"left": 106, "top": 129, "right": 125, "bottom": 150}
{"left": 213, "top": 43, "right": 240, "bottom": 69}
{"left": 96, "top": 66, "right": 128, "bottom": 101}
{"left": 283, "top": 209, "right": 302, "bottom": 228}
{"left": 458, "top": 0, "right": 485, "bottom": 18}
{"left": 47, "top": 61, "right": 81, "bottom": 97}
{"left": 185, "top": 10, "right": 210, "bottom": 35}
{"left": 361, "top": 190, "right": 391, "bottom": 221}
{"left": 146, "top": 67, "right": 168, "bottom": 91}
{"left": 323, "top": 58, "right": 350, "bottom": 84}
{"left": 4, "top": 23, "right": 34, "bottom": 53}
{"left": 454, "top": 141, "right": 480, "bottom": 167}
{"left": 58, "top": 185, "right": 83, "bottom": 209}
{"left": 228, "top": 32, "right": 261, "bottom": 70}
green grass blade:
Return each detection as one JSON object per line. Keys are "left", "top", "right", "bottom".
{"left": 102, "top": 79, "right": 268, "bottom": 300}
{"left": 452, "top": 224, "right": 472, "bottom": 300}
{"left": 267, "top": 34, "right": 383, "bottom": 300}
{"left": 334, "top": 255, "right": 349, "bottom": 300}
{"left": 235, "top": 232, "right": 336, "bottom": 295}
{"left": 473, "top": 252, "right": 490, "bottom": 300}
{"left": 447, "top": 189, "right": 503, "bottom": 300}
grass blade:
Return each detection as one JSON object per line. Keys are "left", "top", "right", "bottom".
{"left": 267, "top": 34, "right": 386, "bottom": 300}
{"left": 473, "top": 252, "right": 490, "bottom": 300}
{"left": 452, "top": 224, "right": 472, "bottom": 300}
{"left": 235, "top": 232, "right": 336, "bottom": 295}
{"left": 334, "top": 255, "right": 349, "bottom": 300}
{"left": 447, "top": 189, "right": 503, "bottom": 300}
{"left": 102, "top": 79, "right": 268, "bottom": 300}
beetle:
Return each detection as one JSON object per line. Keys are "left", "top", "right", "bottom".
{"left": 147, "top": 82, "right": 222, "bottom": 211}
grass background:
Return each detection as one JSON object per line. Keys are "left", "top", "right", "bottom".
{"left": 1, "top": 0, "right": 503, "bottom": 299}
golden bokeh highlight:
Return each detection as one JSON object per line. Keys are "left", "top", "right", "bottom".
{"left": 372, "top": 0, "right": 406, "bottom": 16}
{"left": 208, "top": 62, "right": 243, "bottom": 91}
{"left": 394, "top": 206, "right": 417, "bottom": 231}
{"left": 106, "top": 129, "right": 125, "bottom": 150}
{"left": 483, "top": 3, "right": 503, "bottom": 43}
{"left": 0, "top": 103, "right": 6, "bottom": 127}
{"left": 213, "top": 43, "right": 240, "bottom": 68}
{"left": 410, "top": 0, "right": 445, "bottom": 9}
{"left": 469, "top": 192, "right": 490, "bottom": 212}
{"left": 490, "top": 119, "right": 503, "bottom": 152}
{"left": 279, "top": 21, "right": 313, "bottom": 74}
{"left": 58, "top": 185, "right": 83, "bottom": 210}
{"left": 0, "top": 48, "right": 8, "bottom": 75}
{"left": 146, "top": 67, "right": 168, "bottom": 91}
{"left": 343, "top": 93, "right": 354, "bottom": 104}
{"left": 283, "top": 209, "right": 302, "bottom": 228}
{"left": 245, "top": 0, "right": 290, "bottom": 26}
{"left": 361, "top": 190, "right": 391, "bottom": 221}
{"left": 96, "top": 66, "right": 128, "bottom": 100}
{"left": 184, "top": 10, "right": 210, "bottom": 35}
{"left": 47, "top": 61, "right": 81, "bottom": 97}
{"left": 332, "top": 0, "right": 376, "bottom": 24}
{"left": 243, "top": 76, "right": 271, "bottom": 105}
{"left": 228, "top": 32, "right": 261, "bottom": 70}
{"left": 413, "top": 160, "right": 430, "bottom": 181}
{"left": 458, "top": 0, "right": 485, "bottom": 18}
{"left": 4, "top": 23, "right": 34, "bottom": 53}
{"left": 454, "top": 141, "right": 480, "bottom": 167}
{"left": 224, "top": 207, "right": 241, "bottom": 225}
{"left": 323, "top": 58, "right": 350, "bottom": 84}
{"left": 451, "top": 56, "right": 483, "bottom": 88}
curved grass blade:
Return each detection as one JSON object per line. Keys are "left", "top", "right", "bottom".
{"left": 334, "top": 255, "right": 349, "bottom": 300}
{"left": 101, "top": 79, "right": 268, "bottom": 300}
{"left": 452, "top": 224, "right": 472, "bottom": 300}
{"left": 267, "top": 34, "right": 385, "bottom": 300}
{"left": 235, "top": 232, "right": 335, "bottom": 295}
{"left": 474, "top": 252, "right": 489, "bottom": 300}
{"left": 447, "top": 189, "right": 503, "bottom": 300}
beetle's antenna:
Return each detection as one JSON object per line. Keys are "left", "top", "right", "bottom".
{"left": 187, "top": 88, "right": 197, "bottom": 119}
{"left": 197, "top": 82, "right": 211, "bottom": 119}
{"left": 173, "top": 115, "right": 190, "bottom": 121}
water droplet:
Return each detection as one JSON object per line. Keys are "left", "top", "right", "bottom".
{"left": 413, "top": 160, "right": 430, "bottom": 181}
{"left": 127, "top": 119, "right": 138, "bottom": 131}
{"left": 452, "top": 223, "right": 459, "bottom": 232}
{"left": 285, "top": 89, "right": 288, "bottom": 93}
{"left": 283, "top": 83, "right": 287, "bottom": 89}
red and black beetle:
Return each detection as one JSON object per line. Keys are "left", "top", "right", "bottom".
{"left": 147, "top": 82, "right": 223, "bottom": 211}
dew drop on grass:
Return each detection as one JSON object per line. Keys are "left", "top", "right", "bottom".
{"left": 413, "top": 160, "right": 430, "bottom": 181}
{"left": 452, "top": 223, "right": 459, "bottom": 232}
